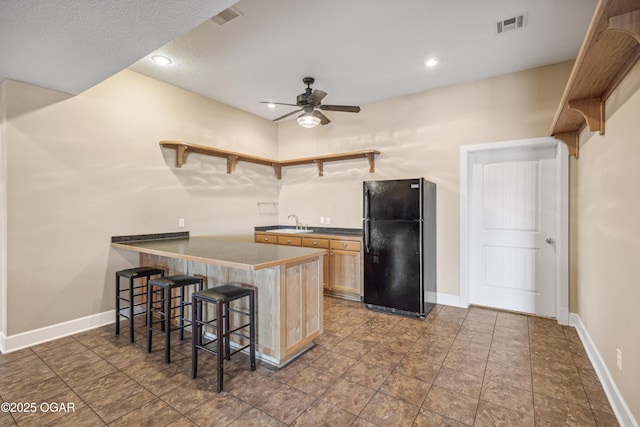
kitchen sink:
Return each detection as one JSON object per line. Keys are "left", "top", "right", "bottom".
{"left": 266, "top": 228, "right": 314, "bottom": 234}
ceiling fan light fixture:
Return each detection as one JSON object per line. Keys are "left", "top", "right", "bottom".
{"left": 297, "top": 112, "right": 321, "bottom": 128}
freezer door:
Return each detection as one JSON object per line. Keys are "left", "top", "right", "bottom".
{"left": 363, "top": 219, "right": 423, "bottom": 314}
{"left": 363, "top": 178, "right": 422, "bottom": 220}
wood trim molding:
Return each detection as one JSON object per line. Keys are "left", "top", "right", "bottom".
{"left": 159, "top": 140, "right": 380, "bottom": 179}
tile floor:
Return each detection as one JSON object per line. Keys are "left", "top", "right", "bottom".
{"left": 0, "top": 296, "right": 618, "bottom": 426}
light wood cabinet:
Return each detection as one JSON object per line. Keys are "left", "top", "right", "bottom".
{"left": 329, "top": 240, "right": 362, "bottom": 299}
{"left": 277, "top": 236, "right": 302, "bottom": 246}
{"left": 302, "top": 238, "right": 330, "bottom": 290}
{"left": 255, "top": 231, "right": 362, "bottom": 301}
{"left": 255, "top": 232, "right": 277, "bottom": 244}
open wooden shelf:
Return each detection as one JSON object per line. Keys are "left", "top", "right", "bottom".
{"left": 160, "top": 140, "right": 380, "bottom": 179}
{"left": 550, "top": 0, "right": 640, "bottom": 157}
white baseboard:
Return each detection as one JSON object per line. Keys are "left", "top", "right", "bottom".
{"left": 569, "top": 313, "right": 638, "bottom": 427}
{"left": 1, "top": 310, "right": 115, "bottom": 354}
{"left": 437, "top": 292, "right": 467, "bottom": 308}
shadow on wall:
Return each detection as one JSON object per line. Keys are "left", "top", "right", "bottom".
{"left": 158, "top": 148, "right": 282, "bottom": 197}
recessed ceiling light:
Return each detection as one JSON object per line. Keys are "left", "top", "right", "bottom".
{"left": 425, "top": 58, "right": 438, "bottom": 68}
{"left": 267, "top": 103, "right": 276, "bottom": 109}
{"left": 151, "top": 55, "right": 173, "bottom": 66}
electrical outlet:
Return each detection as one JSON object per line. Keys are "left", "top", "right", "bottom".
{"left": 617, "top": 348, "right": 622, "bottom": 371}
{"left": 179, "top": 218, "right": 185, "bottom": 228}
{"left": 320, "top": 216, "right": 325, "bottom": 224}
{"left": 326, "top": 216, "right": 331, "bottom": 225}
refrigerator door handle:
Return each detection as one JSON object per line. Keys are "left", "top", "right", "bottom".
{"left": 364, "top": 219, "right": 370, "bottom": 253}
{"left": 363, "top": 185, "right": 371, "bottom": 253}
{"left": 364, "top": 186, "right": 371, "bottom": 219}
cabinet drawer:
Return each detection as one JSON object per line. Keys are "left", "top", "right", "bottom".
{"left": 277, "top": 236, "right": 302, "bottom": 246}
{"left": 255, "top": 233, "right": 277, "bottom": 244}
{"left": 330, "top": 239, "right": 361, "bottom": 252}
{"left": 302, "top": 237, "right": 329, "bottom": 249}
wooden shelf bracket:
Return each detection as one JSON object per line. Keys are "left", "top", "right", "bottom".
{"left": 609, "top": 10, "right": 640, "bottom": 43}
{"left": 554, "top": 132, "right": 580, "bottom": 158}
{"left": 550, "top": 0, "right": 640, "bottom": 157}
{"left": 568, "top": 97, "right": 605, "bottom": 135}
{"left": 272, "top": 164, "right": 282, "bottom": 180}
{"left": 175, "top": 144, "right": 188, "bottom": 167}
{"left": 227, "top": 155, "right": 239, "bottom": 174}
{"left": 366, "top": 152, "right": 376, "bottom": 173}
{"left": 159, "top": 140, "right": 380, "bottom": 179}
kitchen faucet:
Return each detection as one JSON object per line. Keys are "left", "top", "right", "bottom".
{"left": 288, "top": 214, "right": 300, "bottom": 229}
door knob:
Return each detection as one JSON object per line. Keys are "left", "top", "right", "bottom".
{"left": 545, "top": 237, "right": 554, "bottom": 244}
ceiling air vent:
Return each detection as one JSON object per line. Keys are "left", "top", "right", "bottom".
{"left": 495, "top": 13, "right": 527, "bottom": 34}
{"left": 211, "top": 7, "right": 243, "bottom": 25}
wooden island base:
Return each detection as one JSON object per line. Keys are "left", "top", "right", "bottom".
{"left": 112, "top": 236, "right": 324, "bottom": 368}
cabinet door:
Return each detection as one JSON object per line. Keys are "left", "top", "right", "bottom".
{"left": 329, "top": 249, "right": 362, "bottom": 297}
{"left": 302, "top": 238, "right": 329, "bottom": 289}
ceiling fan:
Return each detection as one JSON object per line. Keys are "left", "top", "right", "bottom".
{"left": 261, "top": 77, "right": 361, "bottom": 128}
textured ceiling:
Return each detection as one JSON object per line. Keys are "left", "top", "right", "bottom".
{"left": 1, "top": 0, "right": 597, "bottom": 123}
{"left": 129, "top": 0, "right": 598, "bottom": 121}
{"left": 0, "top": 0, "right": 238, "bottom": 94}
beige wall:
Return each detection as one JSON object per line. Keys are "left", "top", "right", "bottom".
{"left": 575, "top": 61, "right": 640, "bottom": 421}
{"left": 1, "top": 61, "right": 574, "bottom": 334}
{"left": 275, "top": 61, "right": 574, "bottom": 297}
{"left": 3, "top": 52, "right": 637, "bottom": 422}
{"left": 2, "top": 71, "right": 279, "bottom": 335}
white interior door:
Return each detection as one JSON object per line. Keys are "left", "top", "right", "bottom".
{"left": 469, "top": 145, "right": 557, "bottom": 317}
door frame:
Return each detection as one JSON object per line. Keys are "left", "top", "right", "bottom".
{"left": 460, "top": 137, "right": 569, "bottom": 324}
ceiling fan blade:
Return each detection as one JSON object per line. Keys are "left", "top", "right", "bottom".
{"left": 319, "top": 105, "right": 361, "bottom": 113}
{"left": 308, "top": 89, "right": 327, "bottom": 105}
{"left": 273, "top": 109, "right": 302, "bottom": 121}
{"left": 260, "top": 101, "right": 298, "bottom": 107}
{"left": 313, "top": 110, "right": 331, "bottom": 125}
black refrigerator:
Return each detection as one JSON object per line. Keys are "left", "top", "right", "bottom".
{"left": 363, "top": 178, "right": 436, "bottom": 318}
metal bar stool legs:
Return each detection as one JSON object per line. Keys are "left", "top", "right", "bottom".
{"left": 146, "top": 274, "right": 204, "bottom": 363}
{"left": 115, "top": 267, "right": 165, "bottom": 343}
{"left": 191, "top": 284, "right": 256, "bottom": 392}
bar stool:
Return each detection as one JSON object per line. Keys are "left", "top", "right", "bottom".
{"left": 147, "top": 274, "right": 204, "bottom": 363}
{"left": 191, "top": 284, "right": 256, "bottom": 392}
{"left": 115, "top": 266, "right": 165, "bottom": 342}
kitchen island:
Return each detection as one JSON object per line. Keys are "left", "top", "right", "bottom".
{"left": 111, "top": 235, "right": 324, "bottom": 367}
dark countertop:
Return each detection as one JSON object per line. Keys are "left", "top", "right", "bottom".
{"left": 255, "top": 225, "right": 362, "bottom": 240}
{"left": 111, "top": 235, "right": 324, "bottom": 270}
